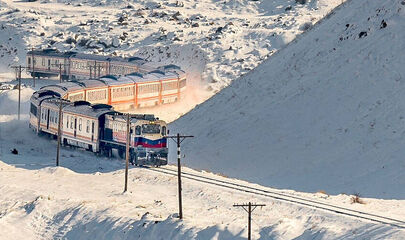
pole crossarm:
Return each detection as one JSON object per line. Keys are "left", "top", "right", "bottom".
{"left": 233, "top": 202, "right": 266, "bottom": 240}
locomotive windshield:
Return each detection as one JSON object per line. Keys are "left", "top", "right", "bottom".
{"left": 142, "top": 124, "right": 160, "bottom": 134}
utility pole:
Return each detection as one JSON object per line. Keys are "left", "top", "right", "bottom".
{"left": 11, "top": 65, "right": 27, "bottom": 120}
{"left": 18, "top": 65, "right": 21, "bottom": 120}
{"left": 233, "top": 202, "right": 266, "bottom": 240}
{"left": 52, "top": 63, "right": 69, "bottom": 83}
{"left": 165, "top": 133, "right": 194, "bottom": 219}
{"left": 31, "top": 48, "right": 36, "bottom": 87}
{"left": 56, "top": 98, "right": 63, "bottom": 166}
{"left": 124, "top": 113, "right": 130, "bottom": 192}
{"left": 90, "top": 63, "right": 102, "bottom": 79}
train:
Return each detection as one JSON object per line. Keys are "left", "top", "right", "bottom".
{"left": 29, "top": 90, "right": 168, "bottom": 166}
{"left": 26, "top": 49, "right": 157, "bottom": 80}
{"left": 39, "top": 70, "right": 186, "bottom": 110}
{"left": 26, "top": 49, "right": 187, "bottom": 110}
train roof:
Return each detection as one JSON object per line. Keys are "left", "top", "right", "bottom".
{"left": 105, "top": 113, "right": 163, "bottom": 123}
{"left": 27, "top": 50, "right": 185, "bottom": 76}
{"left": 28, "top": 49, "right": 64, "bottom": 58}
{"left": 63, "top": 102, "right": 115, "bottom": 118}
{"left": 41, "top": 97, "right": 72, "bottom": 109}
{"left": 40, "top": 82, "right": 84, "bottom": 95}
{"left": 30, "top": 89, "right": 62, "bottom": 105}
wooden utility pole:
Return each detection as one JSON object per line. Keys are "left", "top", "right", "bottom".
{"left": 90, "top": 63, "right": 103, "bottom": 79}
{"left": 51, "top": 63, "right": 69, "bottom": 83}
{"left": 124, "top": 113, "right": 130, "bottom": 192}
{"left": 165, "top": 133, "right": 194, "bottom": 219}
{"left": 31, "top": 48, "right": 36, "bottom": 87}
{"left": 56, "top": 98, "right": 63, "bottom": 166}
{"left": 18, "top": 65, "right": 21, "bottom": 120}
{"left": 11, "top": 65, "right": 27, "bottom": 120}
{"left": 233, "top": 202, "right": 266, "bottom": 240}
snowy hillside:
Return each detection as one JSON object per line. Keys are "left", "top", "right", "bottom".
{"left": 0, "top": 0, "right": 346, "bottom": 120}
{"left": 171, "top": 0, "right": 405, "bottom": 199}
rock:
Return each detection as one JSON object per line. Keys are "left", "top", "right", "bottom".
{"left": 299, "top": 22, "right": 312, "bottom": 31}
{"left": 78, "top": 38, "right": 89, "bottom": 46}
{"left": 358, "top": 31, "right": 367, "bottom": 38}
{"left": 175, "top": 1, "right": 184, "bottom": 7}
{"left": 380, "top": 20, "right": 387, "bottom": 29}
{"left": 285, "top": 5, "right": 292, "bottom": 11}
{"left": 11, "top": 148, "right": 18, "bottom": 155}
{"left": 192, "top": 22, "right": 199, "bottom": 27}
{"left": 65, "top": 37, "right": 77, "bottom": 44}
{"left": 112, "top": 37, "right": 120, "bottom": 47}
{"left": 295, "top": 0, "right": 306, "bottom": 4}
{"left": 39, "top": 32, "right": 45, "bottom": 36}
{"left": 118, "top": 15, "right": 128, "bottom": 25}
{"left": 215, "top": 27, "right": 223, "bottom": 34}
{"left": 172, "top": 11, "right": 181, "bottom": 20}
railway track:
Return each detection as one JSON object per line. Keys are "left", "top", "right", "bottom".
{"left": 145, "top": 166, "right": 405, "bottom": 229}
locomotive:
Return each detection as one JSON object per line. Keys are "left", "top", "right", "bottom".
{"left": 29, "top": 90, "right": 168, "bottom": 166}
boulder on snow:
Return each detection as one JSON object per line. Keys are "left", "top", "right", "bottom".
{"left": 11, "top": 148, "right": 18, "bottom": 155}
{"left": 380, "top": 20, "right": 387, "bottom": 29}
{"left": 358, "top": 31, "right": 367, "bottom": 38}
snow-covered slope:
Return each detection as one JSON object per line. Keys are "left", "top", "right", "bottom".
{"left": 171, "top": 0, "right": 405, "bottom": 199}
{"left": 0, "top": 0, "right": 346, "bottom": 120}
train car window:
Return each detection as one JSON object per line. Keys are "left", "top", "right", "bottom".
{"left": 86, "top": 120, "right": 90, "bottom": 133}
{"left": 70, "top": 116, "right": 74, "bottom": 129}
{"left": 30, "top": 103, "right": 37, "bottom": 116}
{"left": 28, "top": 58, "right": 31, "bottom": 65}
{"left": 135, "top": 126, "right": 141, "bottom": 135}
{"left": 79, "top": 118, "right": 82, "bottom": 131}
{"left": 66, "top": 115, "right": 69, "bottom": 127}
{"left": 91, "top": 121, "right": 95, "bottom": 134}
{"left": 162, "top": 126, "right": 166, "bottom": 136}
{"left": 42, "top": 58, "right": 45, "bottom": 66}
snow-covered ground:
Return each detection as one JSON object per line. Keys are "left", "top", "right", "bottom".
{"left": 2, "top": 0, "right": 405, "bottom": 238}
{"left": 0, "top": 0, "right": 346, "bottom": 121}
{"left": 0, "top": 86, "right": 404, "bottom": 239}
{"left": 171, "top": 0, "right": 405, "bottom": 200}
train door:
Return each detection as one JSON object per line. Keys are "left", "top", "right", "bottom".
{"left": 74, "top": 117, "right": 77, "bottom": 137}
{"left": 46, "top": 109, "right": 50, "bottom": 129}
{"left": 48, "top": 59, "right": 51, "bottom": 71}
{"left": 91, "top": 121, "right": 95, "bottom": 142}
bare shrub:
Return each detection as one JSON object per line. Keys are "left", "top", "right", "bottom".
{"left": 351, "top": 193, "right": 365, "bottom": 204}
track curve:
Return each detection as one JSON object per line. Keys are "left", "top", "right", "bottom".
{"left": 144, "top": 166, "right": 405, "bottom": 229}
